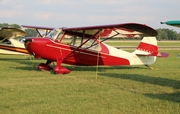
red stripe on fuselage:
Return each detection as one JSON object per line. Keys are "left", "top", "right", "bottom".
{"left": 52, "top": 40, "right": 129, "bottom": 66}
{"left": 62, "top": 47, "right": 130, "bottom": 66}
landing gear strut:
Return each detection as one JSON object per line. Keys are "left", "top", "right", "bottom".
{"left": 53, "top": 59, "right": 70, "bottom": 74}
{"left": 38, "top": 60, "right": 70, "bottom": 74}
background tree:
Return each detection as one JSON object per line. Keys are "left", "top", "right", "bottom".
{"left": 24, "top": 29, "right": 38, "bottom": 37}
{"left": 156, "top": 29, "right": 168, "bottom": 40}
{"left": 0, "top": 23, "right": 21, "bottom": 29}
{"left": 156, "top": 28, "right": 180, "bottom": 40}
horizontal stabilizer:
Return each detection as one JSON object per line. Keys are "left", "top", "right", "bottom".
{"left": 136, "top": 52, "right": 169, "bottom": 58}
{"left": 156, "top": 52, "right": 169, "bottom": 58}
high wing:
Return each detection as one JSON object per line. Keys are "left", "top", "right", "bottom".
{"left": 21, "top": 25, "right": 54, "bottom": 37}
{"left": 161, "top": 20, "right": 180, "bottom": 28}
{"left": 52, "top": 23, "right": 158, "bottom": 60}
{"left": 0, "top": 27, "right": 26, "bottom": 43}
{"left": 62, "top": 23, "right": 158, "bottom": 39}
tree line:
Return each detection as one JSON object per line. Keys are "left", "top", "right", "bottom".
{"left": 1, "top": 23, "right": 180, "bottom": 40}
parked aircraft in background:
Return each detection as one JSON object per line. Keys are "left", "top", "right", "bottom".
{"left": 0, "top": 25, "right": 59, "bottom": 55}
{"left": 24, "top": 23, "right": 169, "bottom": 74}
{"left": 0, "top": 27, "right": 28, "bottom": 55}
{"left": 161, "top": 20, "right": 180, "bottom": 28}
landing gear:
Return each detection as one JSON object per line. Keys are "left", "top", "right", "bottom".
{"left": 54, "top": 66, "right": 70, "bottom": 74}
{"left": 37, "top": 60, "right": 70, "bottom": 74}
{"left": 145, "top": 64, "right": 159, "bottom": 70}
{"left": 145, "top": 64, "right": 154, "bottom": 70}
{"left": 38, "top": 60, "right": 53, "bottom": 71}
{"left": 53, "top": 59, "right": 70, "bottom": 74}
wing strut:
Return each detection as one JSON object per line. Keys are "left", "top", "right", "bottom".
{"left": 64, "top": 29, "right": 102, "bottom": 60}
{"left": 64, "top": 28, "right": 121, "bottom": 60}
{"left": 35, "top": 29, "right": 43, "bottom": 37}
{"left": 91, "top": 29, "right": 120, "bottom": 47}
{"left": 35, "top": 29, "right": 52, "bottom": 37}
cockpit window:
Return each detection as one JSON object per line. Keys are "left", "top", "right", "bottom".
{"left": 0, "top": 37, "right": 11, "bottom": 44}
{"left": 68, "top": 36, "right": 101, "bottom": 51}
{"left": 46, "top": 28, "right": 62, "bottom": 40}
{"left": 19, "top": 37, "right": 26, "bottom": 43}
{"left": 46, "top": 28, "right": 101, "bottom": 51}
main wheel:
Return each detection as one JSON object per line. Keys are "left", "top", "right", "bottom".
{"left": 38, "top": 63, "right": 53, "bottom": 71}
{"left": 53, "top": 66, "right": 70, "bottom": 74}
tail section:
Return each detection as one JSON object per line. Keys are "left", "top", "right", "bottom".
{"left": 134, "top": 37, "right": 169, "bottom": 57}
{"left": 130, "top": 37, "right": 169, "bottom": 66}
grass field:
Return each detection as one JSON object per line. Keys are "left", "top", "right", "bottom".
{"left": 0, "top": 44, "right": 180, "bottom": 113}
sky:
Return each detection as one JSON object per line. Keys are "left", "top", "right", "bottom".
{"left": 1, "top": 0, "right": 180, "bottom": 32}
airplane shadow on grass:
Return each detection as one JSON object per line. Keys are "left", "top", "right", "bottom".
{"left": 0, "top": 56, "right": 42, "bottom": 70}
{"left": 65, "top": 65, "right": 147, "bottom": 72}
{"left": 16, "top": 65, "right": 146, "bottom": 74}
{"left": 145, "top": 92, "right": 180, "bottom": 103}
{"left": 99, "top": 73, "right": 180, "bottom": 103}
{"left": 0, "top": 55, "right": 150, "bottom": 74}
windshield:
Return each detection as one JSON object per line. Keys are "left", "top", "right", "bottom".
{"left": 46, "top": 28, "right": 62, "bottom": 40}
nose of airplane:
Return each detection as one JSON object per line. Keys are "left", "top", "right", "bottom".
{"left": 24, "top": 38, "right": 33, "bottom": 54}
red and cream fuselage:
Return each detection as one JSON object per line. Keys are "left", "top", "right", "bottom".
{"left": 26, "top": 37, "right": 158, "bottom": 66}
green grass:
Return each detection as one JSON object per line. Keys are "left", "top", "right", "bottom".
{"left": 0, "top": 50, "right": 180, "bottom": 114}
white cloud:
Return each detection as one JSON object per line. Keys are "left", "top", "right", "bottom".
{"left": 0, "top": 10, "right": 25, "bottom": 18}
{"left": 0, "top": 0, "right": 180, "bottom": 32}
{"left": 0, "top": 0, "right": 11, "bottom": 5}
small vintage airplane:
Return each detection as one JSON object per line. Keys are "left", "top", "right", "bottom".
{"left": 0, "top": 26, "right": 54, "bottom": 55}
{"left": 24, "top": 23, "right": 169, "bottom": 74}
{"left": 161, "top": 20, "right": 180, "bottom": 28}
{"left": 0, "top": 27, "right": 28, "bottom": 55}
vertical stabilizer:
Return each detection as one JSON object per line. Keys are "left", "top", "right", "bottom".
{"left": 133, "top": 36, "right": 168, "bottom": 57}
